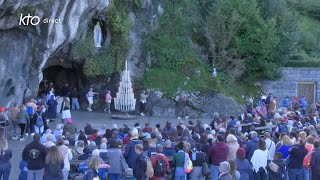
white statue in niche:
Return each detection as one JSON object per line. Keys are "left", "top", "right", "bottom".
{"left": 94, "top": 21, "right": 102, "bottom": 48}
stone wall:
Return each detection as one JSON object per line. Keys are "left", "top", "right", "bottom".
{"left": 261, "top": 67, "right": 320, "bottom": 105}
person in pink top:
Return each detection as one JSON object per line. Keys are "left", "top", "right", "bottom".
{"left": 104, "top": 90, "right": 112, "bottom": 114}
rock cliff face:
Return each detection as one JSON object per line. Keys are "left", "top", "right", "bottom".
{"left": 0, "top": 0, "right": 109, "bottom": 107}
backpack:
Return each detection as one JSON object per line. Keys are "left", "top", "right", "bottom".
{"left": 145, "top": 158, "right": 154, "bottom": 178}
{"left": 277, "top": 124, "right": 288, "bottom": 134}
{"left": 26, "top": 107, "right": 33, "bottom": 116}
{"left": 153, "top": 157, "right": 166, "bottom": 177}
{"left": 35, "top": 112, "right": 43, "bottom": 127}
{"left": 184, "top": 153, "right": 193, "bottom": 173}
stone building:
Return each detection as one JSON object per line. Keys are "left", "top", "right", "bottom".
{"left": 261, "top": 67, "right": 320, "bottom": 109}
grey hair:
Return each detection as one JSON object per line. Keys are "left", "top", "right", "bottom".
{"left": 219, "top": 161, "right": 230, "bottom": 174}
{"left": 250, "top": 131, "right": 258, "bottom": 138}
{"left": 156, "top": 144, "right": 163, "bottom": 153}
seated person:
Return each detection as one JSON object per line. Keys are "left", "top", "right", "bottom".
{"left": 65, "top": 132, "right": 75, "bottom": 146}
{"left": 73, "top": 140, "right": 85, "bottom": 159}
{"left": 99, "top": 143, "right": 108, "bottom": 160}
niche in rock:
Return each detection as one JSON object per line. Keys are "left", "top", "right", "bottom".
{"left": 38, "top": 64, "right": 89, "bottom": 97}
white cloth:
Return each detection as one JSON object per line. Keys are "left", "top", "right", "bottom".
{"left": 87, "top": 97, "right": 93, "bottom": 105}
{"left": 227, "top": 142, "right": 239, "bottom": 161}
{"left": 251, "top": 149, "right": 269, "bottom": 173}
{"left": 59, "top": 146, "right": 73, "bottom": 171}
{"left": 62, "top": 109, "right": 71, "bottom": 119}
{"left": 265, "top": 138, "right": 275, "bottom": 160}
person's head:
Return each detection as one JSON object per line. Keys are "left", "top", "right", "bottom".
{"left": 236, "top": 148, "right": 246, "bottom": 160}
{"left": 156, "top": 144, "right": 163, "bottom": 153}
{"left": 314, "top": 140, "right": 320, "bottom": 148}
{"left": 274, "top": 152, "right": 283, "bottom": 160}
{"left": 219, "top": 161, "right": 230, "bottom": 174}
{"left": 258, "top": 139, "right": 266, "bottom": 151}
{"left": 109, "top": 141, "right": 118, "bottom": 149}
{"left": 56, "top": 138, "right": 64, "bottom": 146}
{"left": 89, "top": 157, "right": 101, "bottom": 170}
{"left": 164, "top": 139, "right": 171, "bottom": 147}
{"left": 282, "top": 135, "right": 293, "bottom": 146}
{"left": 306, "top": 136, "right": 315, "bottom": 144}
{"left": 131, "top": 128, "right": 139, "bottom": 139}
{"left": 76, "top": 140, "right": 85, "bottom": 148}
{"left": 47, "top": 134, "right": 54, "bottom": 142}
{"left": 135, "top": 144, "right": 143, "bottom": 154}
{"left": 92, "top": 149, "right": 100, "bottom": 157}
{"left": 299, "top": 131, "right": 307, "bottom": 140}
{"left": 226, "top": 134, "right": 237, "bottom": 144}
{"left": 89, "top": 88, "right": 93, "bottom": 91}
{"left": 45, "top": 129, "right": 52, "bottom": 134}
{"left": 213, "top": 112, "right": 219, "bottom": 118}
{"left": 177, "top": 141, "right": 185, "bottom": 150}
{"left": 100, "top": 143, "right": 108, "bottom": 150}
{"left": 107, "top": 90, "right": 110, "bottom": 94}
{"left": 298, "top": 139, "right": 306, "bottom": 146}
{"left": 250, "top": 131, "right": 258, "bottom": 138}
{"left": 264, "top": 132, "right": 271, "bottom": 139}
{"left": 217, "top": 134, "right": 225, "bottom": 142}
{"left": 195, "top": 143, "right": 202, "bottom": 151}
{"left": 46, "top": 146, "right": 64, "bottom": 165}
{"left": 33, "top": 133, "right": 41, "bottom": 142}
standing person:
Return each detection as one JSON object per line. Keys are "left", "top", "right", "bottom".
{"left": 235, "top": 148, "right": 252, "bottom": 180}
{"left": 104, "top": 90, "right": 112, "bottom": 114}
{"left": 228, "top": 160, "right": 240, "bottom": 180}
{"left": 177, "top": 94, "right": 189, "bottom": 120}
{"left": 250, "top": 140, "right": 269, "bottom": 180}
{"left": 25, "top": 99, "right": 36, "bottom": 136}
{"left": 33, "top": 106, "right": 46, "bottom": 135}
{"left": 134, "top": 144, "right": 147, "bottom": 180}
{"left": 264, "top": 132, "right": 275, "bottom": 161}
{"left": 287, "top": 140, "right": 308, "bottom": 180}
{"left": 10, "top": 103, "right": 20, "bottom": 140}
{"left": 310, "top": 140, "right": 320, "bottom": 180}
{"left": 245, "top": 131, "right": 259, "bottom": 161}
{"left": 22, "top": 134, "right": 47, "bottom": 180}
{"left": 140, "top": 90, "right": 147, "bottom": 116}
{"left": 300, "top": 96, "right": 307, "bottom": 116}
{"left": 107, "top": 141, "right": 123, "bottom": 180}
{"left": 303, "top": 136, "right": 315, "bottom": 180}
{"left": 191, "top": 143, "right": 208, "bottom": 180}
{"left": 208, "top": 134, "right": 229, "bottom": 180}
{"left": 173, "top": 141, "right": 187, "bottom": 180}
{"left": 0, "top": 138, "right": 12, "bottom": 180}
{"left": 57, "top": 138, "right": 72, "bottom": 180}
{"left": 61, "top": 97, "right": 71, "bottom": 124}
{"left": 17, "top": 105, "right": 29, "bottom": 141}
{"left": 226, "top": 134, "right": 239, "bottom": 161}
{"left": 265, "top": 93, "right": 272, "bottom": 115}
{"left": 86, "top": 88, "right": 98, "bottom": 112}
{"left": 151, "top": 144, "right": 170, "bottom": 180}
{"left": 46, "top": 88, "right": 55, "bottom": 103}
{"left": 44, "top": 146, "right": 64, "bottom": 180}
{"left": 282, "top": 96, "right": 290, "bottom": 109}
{"left": 217, "top": 161, "right": 232, "bottom": 180}
{"left": 276, "top": 135, "right": 293, "bottom": 159}
{"left": 123, "top": 128, "right": 142, "bottom": 170}
{"left": 47, "top": 95, "right": 58, "bottom": 120}
{"left": 70, "top": 88, "right": 80, "bottom": 110}
{"left": 62, "top": 83, "right": 71, "bottom": 98}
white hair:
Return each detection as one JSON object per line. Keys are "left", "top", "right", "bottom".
{"left": 92, "top": 149, "right": 100, "bottom": 157}
{"left": 226, "top": 134, "right": 237, "bottom": 143}
{"left": 219, "top": 161, "right": 230, "bottom": 174}
{"left": 132, "top": 128, "right": 139, "bottom": 138}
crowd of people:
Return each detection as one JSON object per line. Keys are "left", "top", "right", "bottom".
{"left": 1, "top": 90, "right": 320, "bottom": 180}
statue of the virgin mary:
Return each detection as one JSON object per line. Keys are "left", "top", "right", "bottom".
{"left": 94, "top": 21, "right": 102, "bottom": 48}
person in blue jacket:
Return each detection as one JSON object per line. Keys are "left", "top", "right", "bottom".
{"left": 282, "top": 97, "right": 290, "bottom": 108}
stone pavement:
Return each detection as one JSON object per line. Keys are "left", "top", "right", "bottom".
{"left": 7, "top": 110, "right": 212, "bottom": 180}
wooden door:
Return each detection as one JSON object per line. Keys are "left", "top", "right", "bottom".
{"left": 297, "top": 82, "right": 315, "bottom": 112}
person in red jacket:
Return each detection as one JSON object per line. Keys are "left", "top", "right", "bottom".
{"left": 151, "top": 144, "right": 169, "bottom": 180}
{"left": 208, "top": 134, "right": 229, "bottom": 180}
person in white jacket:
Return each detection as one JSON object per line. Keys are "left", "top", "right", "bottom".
{"left": 57, "top": 138, "right": 73, "bottom": 180}
{"left": 251, "top": 139, "right": 270, "bottom": 180}
{"left": 264, "top": 132, "right": 275, "bottom": 160}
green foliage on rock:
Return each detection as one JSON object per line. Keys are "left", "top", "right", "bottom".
{"left": 81, "top": 0, "right": 131, "bottom": 77}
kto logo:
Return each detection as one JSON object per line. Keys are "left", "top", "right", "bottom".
{"left": 19, "top": 14, "right": 40, "bottom": 25}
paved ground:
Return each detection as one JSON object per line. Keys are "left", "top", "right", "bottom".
{"left": 7, "top": 110, "right": 212, "bottom": 180}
